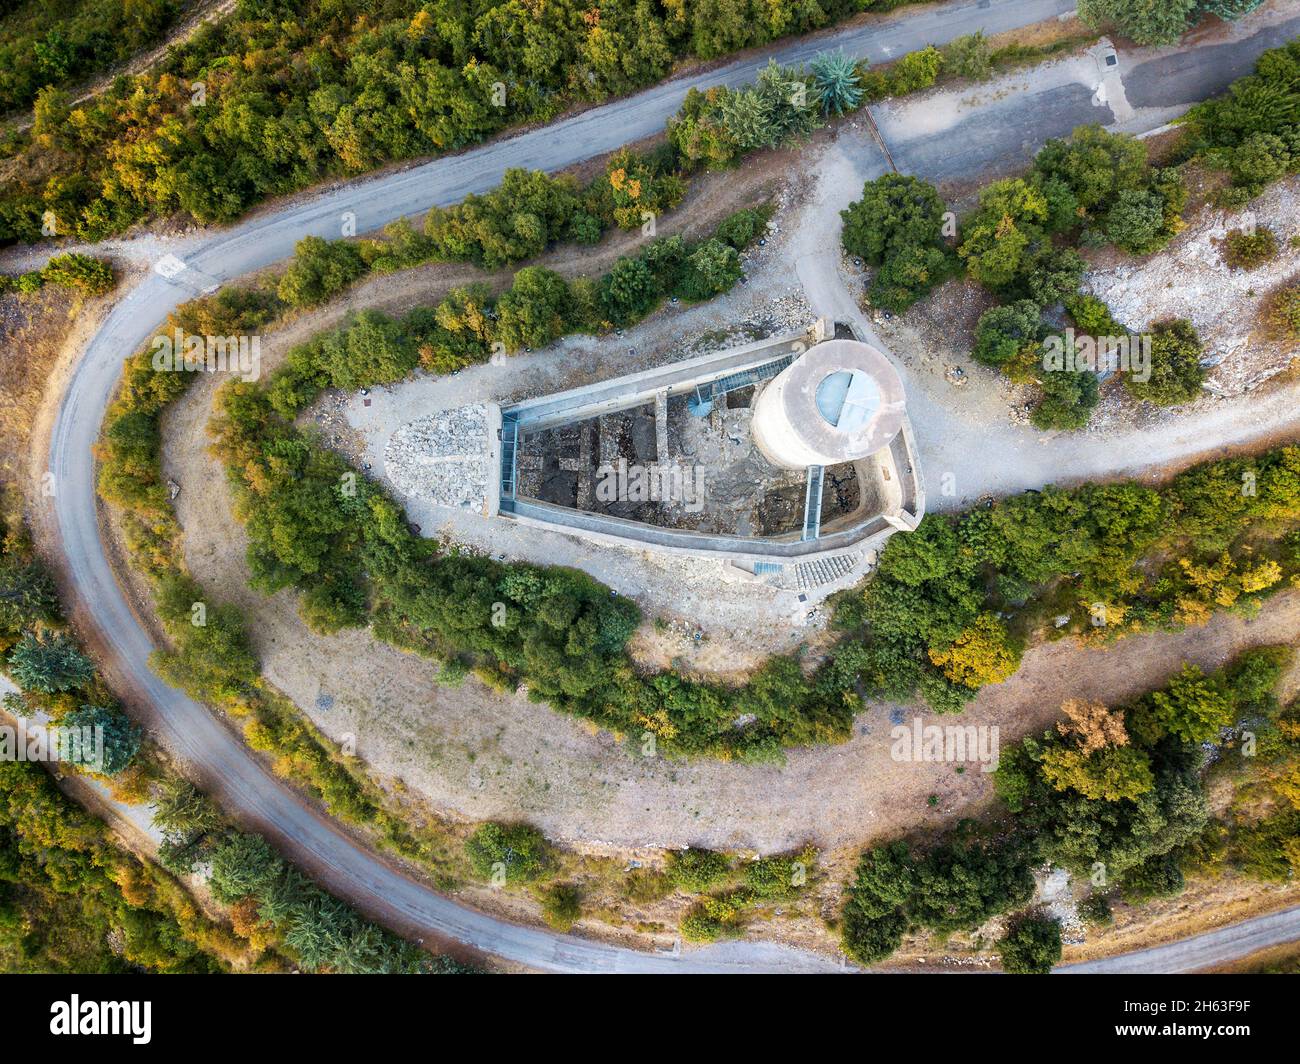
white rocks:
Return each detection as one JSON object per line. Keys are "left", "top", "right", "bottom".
{"left": 385, "top": 403, "right": 492, "bottom": 514}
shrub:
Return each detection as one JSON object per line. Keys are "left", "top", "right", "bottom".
{"left": 540, "top": 883, "right": 582, "bottom": 931}
{"left": 887, "top": 46, "right": 944, "bottom": 95}
{"left": 1032, "top": 369, "right": 1100, "bottom": 431}
{"left": 622, "top": 868, "right": 673, "bottom": 904}
{"left": 997, "top": 912, "right": 1062, "bottom": 974}
{"left": 941, "top": 32, "right": 993, "bottom": 81}
{"left": 465, "top": 823, "right": 550, "bottom": 884}
{"left": 677, "top": 239, "right": 742, "bottom": 301}
{"left": 600, "top": 256, "right": 658, "bottom": 324}
{"left": 276, "top": 237, "right": 367, "bottom": 308}
{"left": 1222, "top": 226, "right": 1278, "bottom": 269}
{"left": 841, "top": 174, "right": 947, "bottom": 266}
{"left": 1120, "top": 852, "right": 1186, "bottom": 903}
{"left": 1227, "top": 132, "right": 1293, "bottom": 190}
{"left": 1263, "top": 279, "right": 1300, "bottom": 341}
{"left": 495, "top": 267, "right": 573, "bottom": 352}
{"left": 744, "top": 851, "right": 812, "bottom": 899}
{"left": 1126, "top": 318, "right": 1205, "bottom": 407}
{"left": 40, "top": 253, "right": 116, "bottom": 295}
{"left": 714, "top": 207, "right": 768, "bottom": 249}
{"left": 1104, "top": 189, "right": 1170, "bottom": 254}
{"left": 1079, "top": 893, "right": 1113, "bottom": 926}
{"left": 973, "top": 300, "right": 1042, "bottom": 368}
{"left": 666, "top": 848, "right": 731, "bottom": 892}
{"left": 680, "top": 896, "right": 739, "bottom": 942}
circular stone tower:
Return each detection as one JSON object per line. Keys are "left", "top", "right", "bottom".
{"left": 751, "top": 338, "right": 906, "bottom": 470}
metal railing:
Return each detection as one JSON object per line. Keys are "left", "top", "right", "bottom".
{"left": 802, "top": 465, "right": 824, "bottom": 542}
{"left": 499, "top": 415, "right": 519, "bottom": 500}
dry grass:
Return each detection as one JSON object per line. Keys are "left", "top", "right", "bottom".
{"left": 0, "top": 287, "right": 80, "bottom": 493}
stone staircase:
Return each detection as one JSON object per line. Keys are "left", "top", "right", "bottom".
{"left": 793, "top": 552, "right": 861, "bottom": 590}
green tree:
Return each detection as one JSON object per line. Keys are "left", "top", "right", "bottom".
{"left": 841, "top": 174, "right": 946, "bottom": 266}
{"left": 1040, "top": 743, "right": 1155, "bottom": 801}
{"left": 1104, "top": 188, "right": 1172, "bottom": 254}
{"left": 958, "top": 179, "right": 1049, "bottom": 289}
{"left": 1146, "top": 664, "right": 1235, "bottom": 743}
{"left": 61, "top": 705, "right": 141, "bottom": 777}
{"left": 7, "top": 632, "right": 94, "bottom": 693}
{"left": 998, "top": 912, "right": 1062, "bottom": 974}
{"left": 811, "top": 50, "right": 863, "bottom": 116}
{"left": 973, "top": 300, "right": 1042, "bottom": 368}
{"left": 208, "top": 832, "right": 285, "bottom": 904}
{"left": 600, "top": 256, "right": 658, "bottom": 323}
{"left": 495, "top": 267, "right": 573, "bottom": 352}
{"left": 1032, "top": 125, "right": 1149, "bottom": 217}
{"left": 1126, "top": 318, "right": 1205, "bottom": 407}
{"left": 465, "top": 822, "right": 550, "bottom": 884}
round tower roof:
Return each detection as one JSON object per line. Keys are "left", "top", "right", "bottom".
{"left": 772, "top": 339, "right": 905, "bottom": 462}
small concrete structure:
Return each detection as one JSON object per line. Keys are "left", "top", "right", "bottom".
{"left": 752, "top": 339, "right": 906, "bottom": 470}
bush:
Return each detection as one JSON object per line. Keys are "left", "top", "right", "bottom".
{"left": 1264, "top": 279, "right": 1300, "bottom": 341}
{"left": 540, "top": 883, "right": 582, "bottom": 931}
{"left": 714, "top": 207, "right": 768, "bottom": 249}
{"left": 1032, "top": 369, "right": 1100, "bottom": 431}
{"left": 887, "top": 46, "right": 944, "bottom": 95}
{"left": 1125, "top": 318, "right": 1205, "bottom": 407}
{"left": 667, "top": 848, "right": 731, "bottom": 892}
{"left": 841, "top": 174, "right": 946, "bottom": 266}
{"left": 40, "top": 253, "right": 116, "bottom": 295}
{"left": 1079, "top": 893, "right": 1113, "bottom": 926}
{"left": 465, "top": 823, "right": 549, "bottom": 884}
{"left": 997, "top": 912, "right": 1062, "bottom": 974}
{"left": 495, "top": 267, "right": 573, "bottom": 352}
{"left": 1222, "top": 226, "right": 1278, "bottom": 269}
{"left": 941, "top": 33, "right": 993, "bottom": 81}
{"left": 1120, "top": 852, "right": 1186, "bottom": 903}
{"left": 622, "top": 868, "right": 673, "bottom": 904}
{"left": 680, "top": 896, "right": 740, "bottom": 942}
{"left": 744, "top": 851, "right": 811, "bottom": 899}
{"left": 677, "top": 239, "right": 741, "bottom": 301}
{"left": 276, "top": 238, "right": 367, "bottom": 308}
{"left": 973, "top": 300, "right": 1042, "bottom": 368}
{"left": 1104, "top": 189, "right": 1169, "bottom": 254}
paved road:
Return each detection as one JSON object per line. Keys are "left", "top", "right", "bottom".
{"left": 43, "top": 0, "right": 1300, "bottom": 971}
{"left": 1060, "top": 906, "right": 1300, "bottom": 974}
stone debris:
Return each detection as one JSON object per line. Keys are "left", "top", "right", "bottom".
{"left": 385, "top": 403, "right": 492, "bottom": 513}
